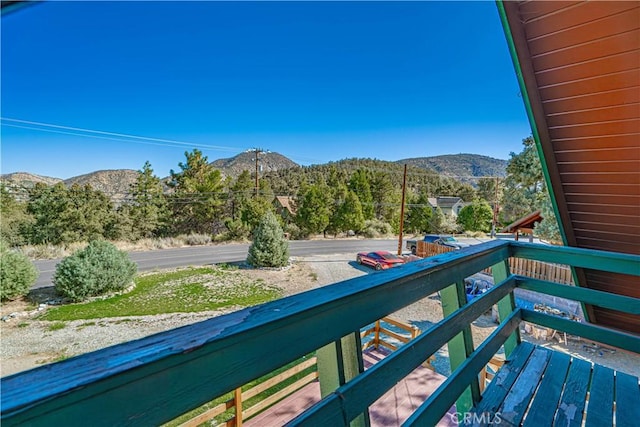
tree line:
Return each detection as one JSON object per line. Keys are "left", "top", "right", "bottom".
{"left": 1, "top": 137, "right": 560, "bottom": 247}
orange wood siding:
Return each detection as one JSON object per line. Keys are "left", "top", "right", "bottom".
{"left": 503, "top": 1, "right": 640, "bottom": 332}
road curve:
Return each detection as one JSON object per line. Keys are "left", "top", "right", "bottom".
{"left": 32, "top": 239, "right": 402, "bottom": 289}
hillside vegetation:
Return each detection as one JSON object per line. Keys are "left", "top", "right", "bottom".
{"left": 2, "top": 147, "right": 547, "bottom": 250}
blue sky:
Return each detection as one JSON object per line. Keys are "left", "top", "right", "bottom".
{"left": 1, "top": 1, "right": 531, "bottom": 179}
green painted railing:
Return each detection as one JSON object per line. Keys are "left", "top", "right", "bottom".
{"left": 1, "top": 240, "right": 638, "bottom": 426}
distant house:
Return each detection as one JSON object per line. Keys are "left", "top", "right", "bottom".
{"left": 435, "top": 196, "right": 465, "bottom": 218}
{"left": 273, "top": 196, "right": 296, "bottom": 223}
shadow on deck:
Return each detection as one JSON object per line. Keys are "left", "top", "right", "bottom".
{"left": 246, "top": 347, "right": 456, "bottom": 427}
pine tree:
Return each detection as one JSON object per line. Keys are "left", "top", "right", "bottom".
{"left": 335, "top": 190, "right": 365, "bottom": 234}
{"left": 169, "top": 149, "right": 225, "bottom": 234}
{"left": 247, "top": 211, "right": 289, "bottom": 268}
{"left": 295, "top": 184, "right": 330, "bottom": 235}
{"left": 405, "top": 191, "right": 433, "bottom": 233}
{"left": 348, "top": 169, "right": 374, "bottom": 220}
{"left": 129, "top": 161, "right": 167, "bottom": 238}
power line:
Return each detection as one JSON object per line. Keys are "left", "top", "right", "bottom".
{"left": 1, "top": 117, "right": 241, "bottom": 152}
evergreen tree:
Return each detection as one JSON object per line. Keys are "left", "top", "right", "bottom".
{"left": 0, "top": 184, "right": 32, "bottom": 246}
{"left": 457, "top": 199, "right": 493, "bottom": 233}
{"left": 405, "top": 191, "right": 433, "bottom": 233}
{"left": 247, "top": 211, "right": 289, "bottom": 267}
{"left": 26, "top": 183, "right": 70, "bottom": 245}
{"left": 502, "top": 136, "right": 560, "bottom": 241}
{"left": 430, "top": 207, "right": 446, "bottom": 234}
{"left": 169, "top": 149, "right": 225, "bottom": 234}
{"left": 370, "top": 171, "right": 397, "bottom": 222}
{"left": 334, "top": 190, "right": 365, "bottom": 234}
{"left": 241, "top": 198, "right": 275, "bottom": 232}
{"left": 129, "top": 161, "right": 167, "bottom": 238}
{"left": 61, "top": 184, "right": 115, "bottom": 243}
{"left": 502, "top": 137, "right": 543, "bottom": 223}
{"left": 348, "top": 169, "right": 374, "bottom": 220}
{"left": 229, "top": 170, "right": 253, "bottom": 220}
{"left": 295, "top": 184, "right": 331, "bottom": 235}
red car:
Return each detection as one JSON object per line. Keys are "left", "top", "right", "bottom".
{"left": 356, "top": 251, "right": 405, "bottom": 271}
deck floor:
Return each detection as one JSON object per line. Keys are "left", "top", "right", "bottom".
{"left": 472, "top": 342, "right": 640, "bottom": 426}
{"left": 246, "top": 347, "right": 456, "bottom": 426}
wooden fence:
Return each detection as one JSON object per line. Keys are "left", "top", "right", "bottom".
{"left": 361, "top": 316, "right": 434, "bottom": 369}
{"left": 178, "top": 357, "right": 318, "bottom": 427}
{"left": 416, "top": 241, "right": 574, "bottom": 285}
{"left": 179, "top": 317, "right": 430, "bottom": 426}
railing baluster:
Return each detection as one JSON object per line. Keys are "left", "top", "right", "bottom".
{"left": 492, "top": 258, "right": 520, "bottom": 357}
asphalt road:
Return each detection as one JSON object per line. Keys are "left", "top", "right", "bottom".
{"left": 32, "top": 238, "right": 402, "bottom": 289}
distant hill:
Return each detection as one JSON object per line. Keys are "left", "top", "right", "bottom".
{"left": 1, "top": 172, "right": 62, "bottom": 187}
{"left": 64, "top": 169, "right": 139, "bottom": 204}
{"left": 1, "top": 172, "right": 63, "bottom": 200}
{"left": 396, "top": 154, "right": 508, "bottom": 181}
{"left": 2, "top": 153, "right": 508, "bottom": 203}
{"left": 211, "top": 151, "right": 299, "bottom": 178}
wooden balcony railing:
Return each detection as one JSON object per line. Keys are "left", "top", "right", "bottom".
{"left": 1, "top": 240, "right": 638, "bottom": 426}
{"left": 417, "top": 240, "right": 575, "bottom": 285}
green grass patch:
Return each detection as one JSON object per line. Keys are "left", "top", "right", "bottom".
{"left": 41, "top": 267, "right": 282, "bottom": 321}
{"left": 48, "top": 321, "right": 66, "bottom": 331}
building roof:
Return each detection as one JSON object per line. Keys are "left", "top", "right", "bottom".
{"left": 435, "top": 197, "right": 463, "bottom": 209}
{"left": 274, "top": 196, "right": 296, "bottom": 215}
{"left": 500, "top": 210, "right": 543, "bottom": 234}
{"left": 499, "top": 0, "right": 640, "bottom": 333}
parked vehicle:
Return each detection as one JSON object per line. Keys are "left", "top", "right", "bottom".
{"left": 356, "top": 251, "right": 405, "bottom": 271}
{"left": 405, "top": 234, "right": 470, "bottom": 254}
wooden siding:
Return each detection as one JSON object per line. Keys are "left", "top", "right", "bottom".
{"left": 501, "top": 1, "right": 640, "bottom": 332}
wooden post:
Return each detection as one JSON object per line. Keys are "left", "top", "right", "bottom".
{"left": 317, "top": 333, "right": 370, "bottom": 427}
{"left": 374, "top": 320, "right": 380, "bottom": 350}
{"left": 397, "top": 164, "right": 407, "bottom": 255}
{"left": 234, "top": 387, "right": 243, "bottom": 427}
{"left": 440, "top": 280, "right": 481, "bottom": 413}
{"left": 492, "top": 260, "right": 520, "bottom": 356}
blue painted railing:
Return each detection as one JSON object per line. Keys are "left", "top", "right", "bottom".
{"left": 1, "top": 240, "right": 638, "bottom": 426}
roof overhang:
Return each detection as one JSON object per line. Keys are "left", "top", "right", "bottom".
{"left": 497, "top": 1, "right": 640, "bottom": 333}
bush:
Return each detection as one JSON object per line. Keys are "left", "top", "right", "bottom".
{"left": 247, "top": 212, "right": 289, "bottom": 268}
{"left": 0, "top": 245, "right": 39, "bottom": 300}
{"left": 54, "top": 240, "right": 137, "bottom": 302}
{"left": 182, "top": 233, "right": 212, "bottom": 246}
{"left": 362, "top": 219, "right": 393, "bottom": 238}
{"left": 283, "top": 222, "right": 307, "bottom": 240}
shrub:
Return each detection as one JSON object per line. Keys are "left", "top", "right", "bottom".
{"left": 182, "top": 233, "right": 212, "bottom": 246}
{"left": 224, "top": 218, "right": 250, "bottom": 240}
{"left": 247, "top": 212, "right": 289, "bottom": 268}
{"left": 54, "top": 240, "right": 137, "bottom": 302}
{"left": 362, "top": 219, "right": 393, "bottom": 238}
{"left": 283, "top": 222, "right": 307, "bottom": 240}
{"left": 0, "top": 244, "right": 39, "bottom": 300}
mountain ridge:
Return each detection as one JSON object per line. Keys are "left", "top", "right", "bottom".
{"left": 2, "top": 153, "right": 507, "bottom": 201}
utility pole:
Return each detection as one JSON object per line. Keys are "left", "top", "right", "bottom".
{"left": 246, "top": 148, "right": 268, "bottom": 198}
{"left": 397, "top": 164, "right": 408, "bottom": 256}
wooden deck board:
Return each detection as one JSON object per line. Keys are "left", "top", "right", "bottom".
{"left": 522, "top": 350, "right": 571, "bottom": 426}
{"left": 246, "top": 348, "right": 456, "bottom": 427}
{"left": 584, "top": 364, "right": 614, "bottom": 427}
{"left": 471, "top": 344, "right": 640, "bottom": 426}
{"left": 553, "top": 357, "right": 592, "bottom": 427}
{"left": 498, "top": 346, "right": 551, "bottom": 426}
{"left": 615, "top": 371, "right": 640, "bottom": 427}
{"left": 473, "top": 342, "right": 535, "bottom": 418}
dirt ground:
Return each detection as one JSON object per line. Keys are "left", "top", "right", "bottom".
{"left": 1, "top": 254, "right": 638, "bottom": 378}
